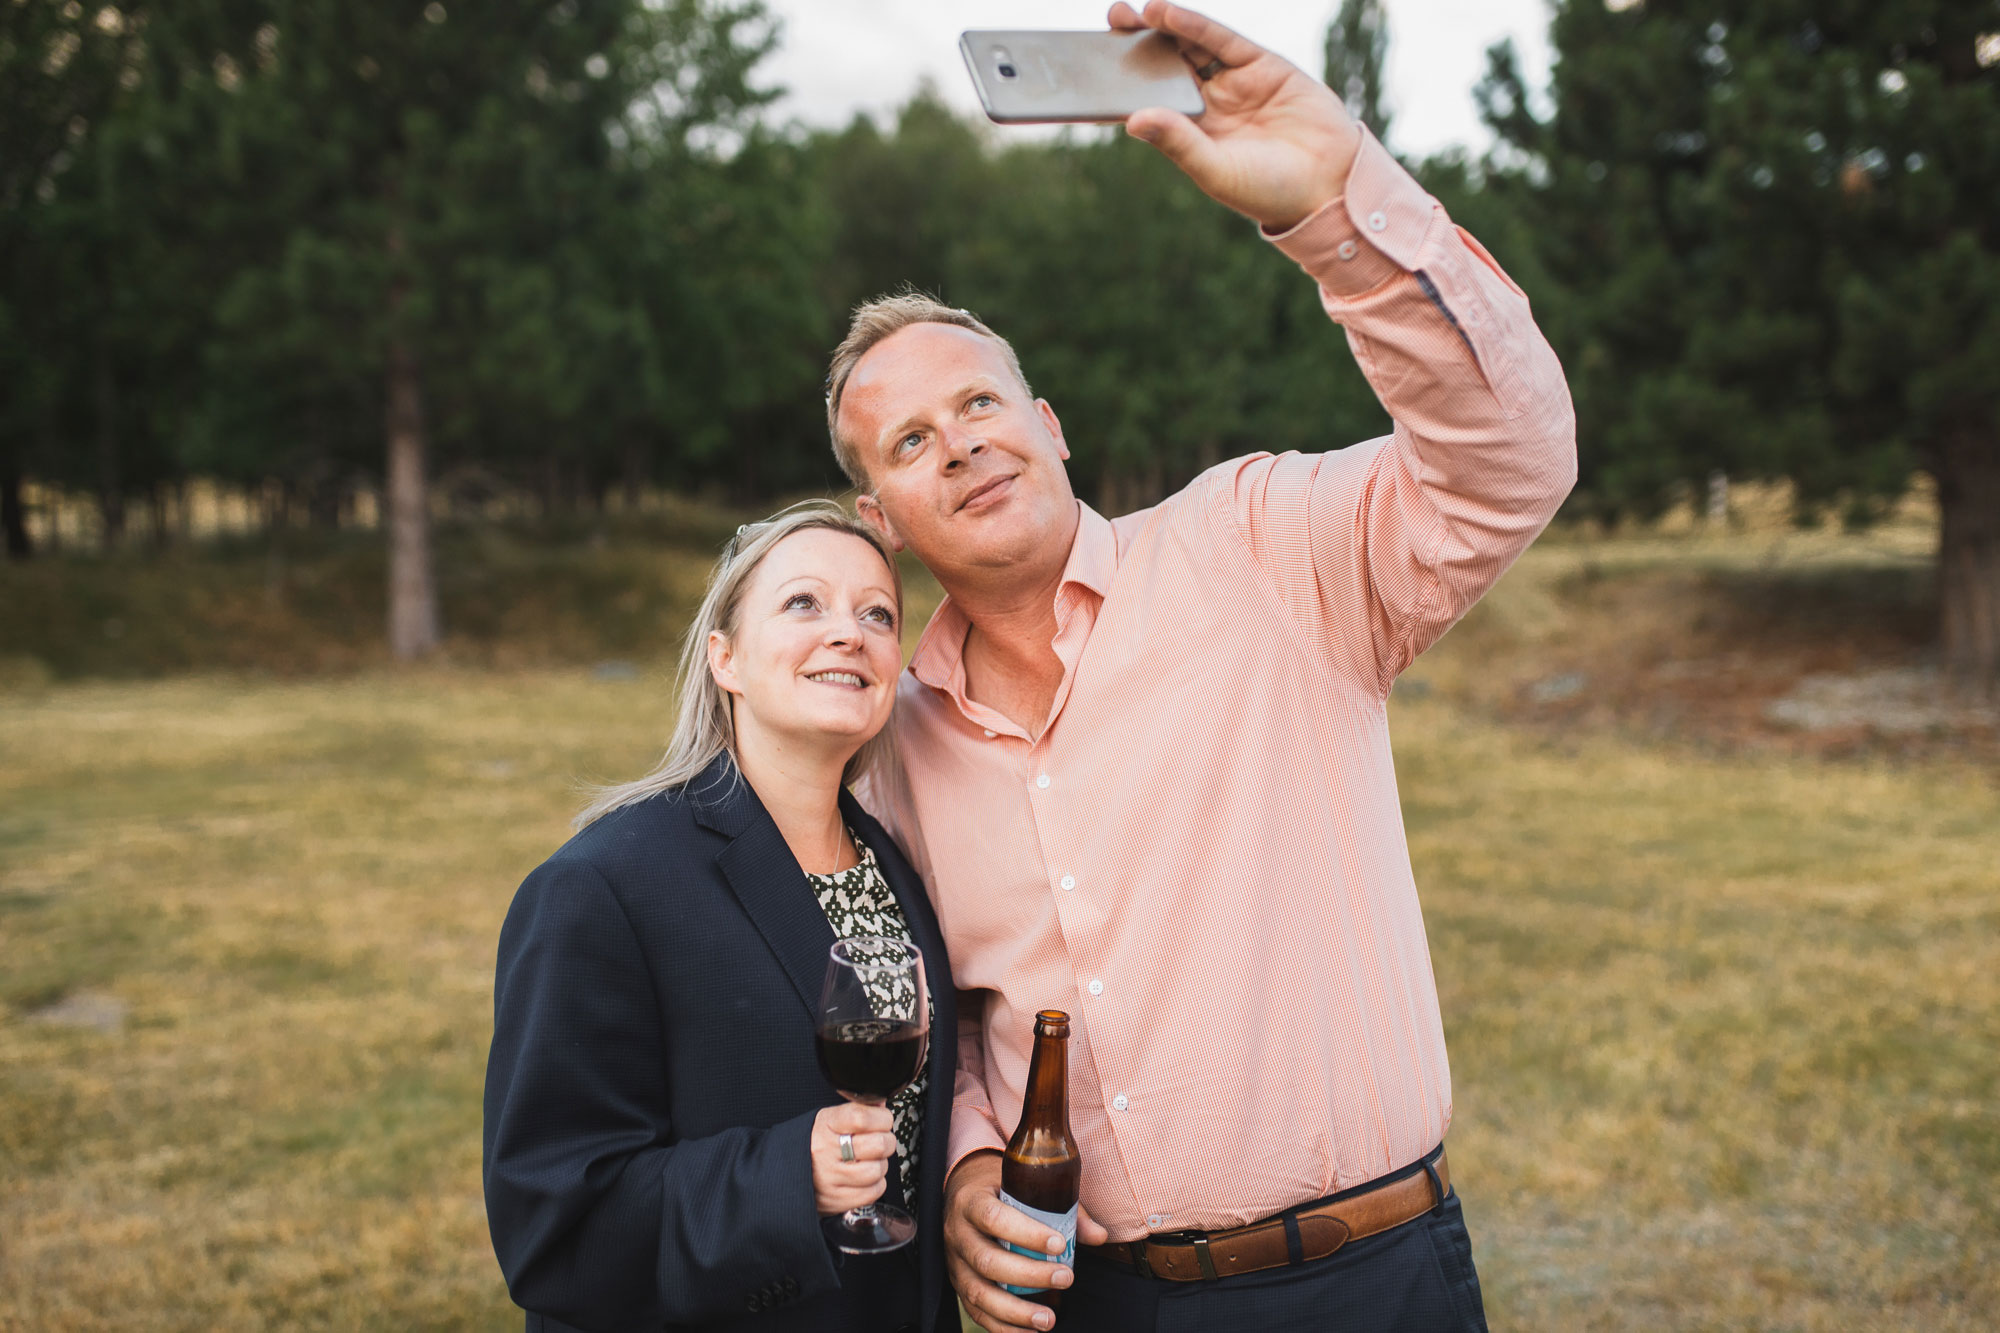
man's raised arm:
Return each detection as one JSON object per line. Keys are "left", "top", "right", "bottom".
{"left": 1114, "top": 1, "right": 1577, "bottom": 693}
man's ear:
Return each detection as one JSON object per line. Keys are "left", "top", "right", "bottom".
{"left": 707, "top": 629, "right": 742, "bottom": 696}
{"left": 855, "top": 493, "right": 908, "bottom": 553}
{"left": 1036, "top": 398, "right": 1071, "bottom": 461}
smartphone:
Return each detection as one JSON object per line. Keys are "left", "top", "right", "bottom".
{"left": 959, "top": 29, "right": 1206, "bottom": 125}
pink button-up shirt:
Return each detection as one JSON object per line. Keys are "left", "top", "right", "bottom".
{"left": 864, "top": 130, "right": 1576, "bottom": 1242}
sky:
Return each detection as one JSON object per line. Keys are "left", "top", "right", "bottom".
{"left": 756, "top": 1, "right": 1555, "bottom": 160}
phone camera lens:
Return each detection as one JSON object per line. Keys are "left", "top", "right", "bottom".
{"left": 997, "top": 62, "right": 1017, "bottom": 79}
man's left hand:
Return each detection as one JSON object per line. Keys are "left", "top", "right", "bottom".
{"left": 1109, "top": 1, "right": 1362, "bottom": 233}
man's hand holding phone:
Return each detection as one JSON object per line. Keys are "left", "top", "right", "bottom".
{"left": 1109, "top": 1, "right": 1361, "bottom": 233}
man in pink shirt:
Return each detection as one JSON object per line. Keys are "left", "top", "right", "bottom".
{"left": 833, "top": 4, "right": 1575, "bottom": 1330}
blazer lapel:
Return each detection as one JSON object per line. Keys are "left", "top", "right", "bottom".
{"left": 693, "top": 760, "right": 837, "bottom": 1025}
{"left": 842, "top": 789, "right": 947, "bottom": 979}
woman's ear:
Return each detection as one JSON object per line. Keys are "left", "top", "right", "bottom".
{"left": 707, "top": 629, "right": 741, "bottom": 696}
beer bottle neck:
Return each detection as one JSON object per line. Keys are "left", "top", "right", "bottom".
{"left": 1022, "top": 1029, "right": 1069, "bottom": 1125}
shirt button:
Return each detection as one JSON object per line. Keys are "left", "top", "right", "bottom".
{"left": 1036, "top": 774, "right": 1050, "bottom": 789}
{"left": 1336, "top": 239, "right": 1358, "bottom": 261}
{"left": 1060, "top": 875, "right": 1075, "bottom": 891}
{"left": 1088, "top": 979, "right": 1103, "bottom": 996}
{"left": 982, "top": 728, "right": 996, "bottom": 738}
{"left": 1367, "top": 209, "right": 1388, "bottom": 232}
{"left": 1112, "top": 1094, "right": 1129, "bottom": 1111}
{"left": 1147, "top": 1214, "right": 1164, "bottom": 1229}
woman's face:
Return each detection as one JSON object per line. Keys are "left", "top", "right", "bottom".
{"left": 709, "top": 528, "right": 901, "bottom": 761}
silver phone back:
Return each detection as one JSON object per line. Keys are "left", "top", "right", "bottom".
{"left": 959, "top": 29, "right": 1207, "bottom": 124}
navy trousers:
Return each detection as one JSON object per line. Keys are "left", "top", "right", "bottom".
{"left": 1057, "top": 1193, "right": 1489, "bottom": 1333}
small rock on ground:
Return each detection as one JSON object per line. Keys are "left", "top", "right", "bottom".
{"left": 26, "top": 991, "right": 128, "bottom": 1033}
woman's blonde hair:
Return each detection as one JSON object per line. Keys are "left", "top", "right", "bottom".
{"left": 574, "top": 500, "right": 904, "bottom": 829}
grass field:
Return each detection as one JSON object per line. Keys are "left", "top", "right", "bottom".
{"left": 3, "top": 513, "right": 1997, "bottom": 1329}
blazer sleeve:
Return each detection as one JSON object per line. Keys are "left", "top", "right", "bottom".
{"left": 483, "top": 855, "right": 841, "bottom": 1329}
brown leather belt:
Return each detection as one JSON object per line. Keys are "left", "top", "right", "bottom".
{"left": 1086, "top": 1148, "right": 1450, "bottom": 1283}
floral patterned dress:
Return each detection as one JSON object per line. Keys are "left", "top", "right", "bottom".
{"left": 805, "top": 833, "right": 932, "bottom": 1211}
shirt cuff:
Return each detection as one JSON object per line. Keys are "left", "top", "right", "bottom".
{"left": 1263, "top": 125, "right": 1440, "bottom": 297}
{"left": 946, "top": 1105, "right": 1008, "bottom": 1178}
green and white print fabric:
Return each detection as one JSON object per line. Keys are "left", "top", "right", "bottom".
{"left": 806, "top": 833, "right": 931, "bottom": 1211}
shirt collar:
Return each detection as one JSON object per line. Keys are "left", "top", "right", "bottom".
{"left": 908, "top": 500, "right": 1117, "bottom": 692}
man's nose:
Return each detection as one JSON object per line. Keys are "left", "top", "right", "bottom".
{"left": 940, "top": 424, "right": 986, "bottom": 469}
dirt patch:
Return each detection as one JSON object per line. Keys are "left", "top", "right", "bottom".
{"left": 1430, "top": 550, "right": 1999, "bottom": 764}
{"left": 1767, "top": 667, "right": 2000, "bottom": 735}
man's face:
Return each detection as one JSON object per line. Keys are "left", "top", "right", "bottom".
{"left": 840, "top": 323, "right": 1075, "bottom": 581}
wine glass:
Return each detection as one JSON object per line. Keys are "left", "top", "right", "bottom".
{"left": 815, "top": 935, "right": 929, "bottom": 1253}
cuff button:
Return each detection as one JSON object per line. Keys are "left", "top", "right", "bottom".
{"left": 1336, "top": 239, "right": 1358, "bottom": 261}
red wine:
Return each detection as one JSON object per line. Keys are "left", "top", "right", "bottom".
{"left": 816, "top": 1019, "right": 927, "bottom": 1102}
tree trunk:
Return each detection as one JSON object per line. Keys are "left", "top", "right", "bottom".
{"left": 385, "top": 333, "right": 441, "bottom": 659}
{"left": 382, "top": 201, "right": 441, "bottom": 660}
{"left": 621, "top": 442, "right": 648, "bottom": 512}
{"left": 149, "top": 482, "right": 171, "bottom": 549}
{"left": 733, "top": 434, "right": 760, "bottom": 504}
{"left": 538, "top": 455, "right": 562, "bottom": 518}
{"left": 1936, "top": 431, "right": 1999, "bottom": 696}
{"left": 1, "top": 463, "right": 30, "bottom": 560}
{"left": 95, "top": 348, "right": 124, "bottom": 550}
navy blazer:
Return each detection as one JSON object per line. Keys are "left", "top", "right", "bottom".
{"left": 483, "top": 756, "right": 958, "bottom": 1333}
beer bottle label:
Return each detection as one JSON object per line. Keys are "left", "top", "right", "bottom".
{"left": 997, "top": 1190, "right": 1077, "bottom": 1295}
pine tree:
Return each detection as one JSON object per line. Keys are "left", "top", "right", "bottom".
{"left": 199, "top": 0, "right": 775, "bottom": 657}
{"left": 1323, "top": 0, "right": 1391, "bottom": 143}
{"left": 1484, "top": 0, "right": 2000, "bottom": 693}
{"left": 0, "top": 0, "right": 150, "bottom": 557}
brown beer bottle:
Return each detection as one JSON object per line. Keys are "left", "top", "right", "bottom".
{"left": 1000, "top": 1009, "right": 1082, "bottom": 1306}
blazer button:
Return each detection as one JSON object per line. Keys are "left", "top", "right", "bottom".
{"left": 745, "top": 1292, "right": 764, "bottom": 1312}
{"left": 782, "top": 1276, "right": 800, "bottom": 1296}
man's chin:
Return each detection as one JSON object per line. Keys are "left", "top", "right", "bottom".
{"left": 954, "top": 498, "right": 1062, "bottom": 547}
{"left": 897, "top": 497, "right": 1073, "bottom": 580}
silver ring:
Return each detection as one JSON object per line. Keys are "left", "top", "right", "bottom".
{"left": 838, "top": 1132, "right": 856, "bottom": 1162}
{"left": 1196, "top": 57, "right": 1225, "bottom": 81}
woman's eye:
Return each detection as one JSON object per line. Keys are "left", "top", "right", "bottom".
{"left": 784, "top": 593, "right": 817, "bottom": 612}
{"left": 863, "top": 606, "right": 896, "bottom": 627}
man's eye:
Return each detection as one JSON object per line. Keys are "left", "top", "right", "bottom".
{"left": 896, "top": 432, "right": 922, "bottom": 454}
{"left": 971, "top": 394, "right": 996, "bottom": 409}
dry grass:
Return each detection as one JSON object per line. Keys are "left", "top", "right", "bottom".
{"left": 3, "top": 518, "right": 1997, "bottom": 1330}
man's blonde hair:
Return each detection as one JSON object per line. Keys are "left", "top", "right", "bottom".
{"left": 824, "top": 290, "right": 1033, "bottom": 488}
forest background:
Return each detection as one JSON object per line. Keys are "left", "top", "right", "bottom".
{"left": 4, "top": 0, "right": 1997, "bottom": 687}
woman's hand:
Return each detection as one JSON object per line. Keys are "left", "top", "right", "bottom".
{"left": 812, "top": 1102, "right": 899, "bottom": 1215}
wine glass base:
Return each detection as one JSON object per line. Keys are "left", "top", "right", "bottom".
{"left": 829, "top": 1204, "right": 918, "bottom": 1254}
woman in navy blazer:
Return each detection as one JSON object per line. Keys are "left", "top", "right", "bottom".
{"left": 484, "top": 504, "right": 958, "bottom": 1333}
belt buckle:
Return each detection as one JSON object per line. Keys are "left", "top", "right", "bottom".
{"left": 1150, "top": 1228, "right": 1221, "bottom": 1281}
